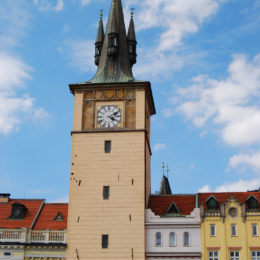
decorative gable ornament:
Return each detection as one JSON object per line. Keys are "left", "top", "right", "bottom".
{"left": 54, "top": 212, "right": 64, "bottom": 221}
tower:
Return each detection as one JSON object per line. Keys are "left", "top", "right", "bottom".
{"left": 66, "top": 0, "right": 155, "bottom": 259}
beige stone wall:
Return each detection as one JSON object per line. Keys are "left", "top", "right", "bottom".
{"left": 66, "top": 132, "right": 146, "bottom": 260}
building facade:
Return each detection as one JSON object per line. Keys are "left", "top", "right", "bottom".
{"left": 0, "top": 194, "right": 67, "bottom": 260}
{"left": 146, "top": 194, "right": 201, "bottom": 260}
{"left": 199, "top": 192, "right": 260, "bottom": 260}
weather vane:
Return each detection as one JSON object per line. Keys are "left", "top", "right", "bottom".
{"left": 131, "top": 8, "right": 135, "bottom": 18}
{"left": 162, "top": 162, "right": 165, "bottom": 176}
{"left": 166, "top": 165, "right": 169, "bottom": 178}
{"left": 100, "top": 9, "right": 103, "bottom": 19}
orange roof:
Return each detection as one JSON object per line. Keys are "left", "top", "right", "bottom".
{"left": 149, "top": 195, "right": 196, "bottom": 216}
{"left": 0, "top": 199, "right": 44, "bottom": 229}
{"left": 199, "top": 192, "right": 260, "bottom": 209}
{"left": 33, "top": 203, "right": 68, "bottom": 230}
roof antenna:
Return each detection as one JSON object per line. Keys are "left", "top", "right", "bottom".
{"left": 162, "top": 162, "right": 165, "bottom": 176}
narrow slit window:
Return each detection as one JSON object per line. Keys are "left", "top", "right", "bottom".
{"left": 103, "top": 186, "right": 110, "bottom": 200}
{"left": 231, "top": 224, "right": 237, "bottom": 236}
{"left": 105, "top": 141, "right": 111, "bottom": 153}
{"left": 102, "top": 234, "right": 109, "bottom": 248}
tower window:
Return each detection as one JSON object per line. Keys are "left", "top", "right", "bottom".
{"left": 103, "top": 186, "right": 110, "bottom": 200}
{"left": 105, "top": 141, "right": 111, "bottom": 153}
{"left": 102, "top": 234, "right": 109, "bottom": 248}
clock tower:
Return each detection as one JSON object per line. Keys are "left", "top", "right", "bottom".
{"left": 66, "top": 0, "right": 155, "bottom": 259}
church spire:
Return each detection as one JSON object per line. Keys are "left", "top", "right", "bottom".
{"left": 95, "top": 10, "right": 105, "bottom": 66}
{"left": 91, "top": 0, "right": 136, "bottom": 83}
{"left": 127, "top": 8, "right": 137, "bottom": 67}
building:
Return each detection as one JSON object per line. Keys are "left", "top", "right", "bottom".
{"left": 199, "top": 192, "right": 260, "bottom": 260}
{"left": 0, "top": 194, "right": 67, "bottom": 260}
{"left": 66, "top": 0, "right": 155, "bottom": 259}
{"left": 146, "top": 176, "right": 201, "bottom": 260}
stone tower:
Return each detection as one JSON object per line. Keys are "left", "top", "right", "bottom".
{"left": 66, "top": 0, "right": 156, "bottom": 259}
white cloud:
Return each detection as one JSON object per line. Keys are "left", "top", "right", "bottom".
{"left": 81, "top": 0, "right": 90, "bottom": 6}
{"left": 34, "top": 0, "right": 64, "bottom": 12}
{"left": 0, "top": 53, "right": 49, "bottom": 134}
{"left": 199, "top": 179, "right": 260, "bottom": 192}
{"left": 0, "top": 0, "right": 30, "bottom": 49}
{"left": 229, "top": 152, "right": 260, "bottom": 171}
{"left": 199, "top": 185, "right": 211, "bottom": 192}
{"left": 175, "top": 54, "right": 260, "bottom": 146}
{"left": 65, "top": 39, "right": 96, "bottom": 73}
{"left": 123, "top": 0, "right": 225, "bottom": 78}
{"left": 153, "top": 143, "right": 166, "bottom": 152}
{"left": 162, "top": 108, "right": 174, "bottom": 118}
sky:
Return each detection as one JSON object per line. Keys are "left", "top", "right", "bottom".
{"left": 0, "top": 0, "right": 260, "bottom": 202}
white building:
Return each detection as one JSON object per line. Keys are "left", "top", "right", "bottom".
{"left": 146, "top": 191, "right": 201, "bottom": 260}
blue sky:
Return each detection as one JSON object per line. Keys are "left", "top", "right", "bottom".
{"left": 0, "top": 0, "right": 260, "bottom": 202}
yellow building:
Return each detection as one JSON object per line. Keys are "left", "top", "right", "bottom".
{"left": 66, "top": 0, "right": 155, "bottom": 259}
{"left": 200, "top": 192, "right": 260, "bottom": 260}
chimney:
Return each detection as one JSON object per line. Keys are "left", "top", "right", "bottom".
{"left": 0, "top": 193, "right": 10, "bottom": 203}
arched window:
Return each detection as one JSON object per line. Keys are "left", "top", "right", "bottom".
{"left": 169, "top": 232, "right": 176, "bottom": 247}
{"left": 155, "top": 232, "right": 162, "bottom": 246}
{"left": 183, "top": 232, "right": 190, "bottom": 247}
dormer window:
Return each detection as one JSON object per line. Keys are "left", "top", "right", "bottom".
{"left": 167, "top": 202, "right": 180, "bottom": 214}
{"left": 206, "top": 196, "right": 218, "bottom": 210}
{"left": 9, "top": 203, "right": 27, "bottom": 220}
{"left": 247, "top": 195, "right": 258, "bottom": 210}
{"left": 54, "top": 212, "right": 64, "bottom": 221}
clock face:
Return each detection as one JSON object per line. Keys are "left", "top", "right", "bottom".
{"left": 97, "top": 105, "right": 122, "bottom": 128}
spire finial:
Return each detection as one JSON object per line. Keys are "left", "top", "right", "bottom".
{"left": 162, "top": 162, "right": 165, "bottom": 176}
{"left": 100, "top": 9, "right": 103, "bottom": 19}
{"left": 166, "top": 165, "right": 169, "bottom": 178}
{"left": 131, "top": 8, "right": 135, "bottom": 18}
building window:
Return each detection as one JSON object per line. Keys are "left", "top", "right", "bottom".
{"left": 252, "top": 224, "right": 258, "bottom": 236}
{"left": 231, "top": 224, "right": 237, "bottom": 236}
{"left": 3, "top": 252, "right": 12, "bottom": 257}
{"left": 210, "top": 224, "right": 216, "bottom": 236}
{"left": 209, "top": 251, "right": 219, "bottom": 260}
{"left": 230, "top": 251, "right": 240, "bottom": 260}
{"left": 169, "top": 232, "right": 176, "bottom": 247}
{"left": 103, "top": 186, "right": 110, "bottom": 200}
{"left": 105, "top": 141, "right": 111, "bottom": 153}
{"left": 102, "top": 234, "right": 109, "bottom": 248}
{"left": 155, "top": 232, "right": 162, "bottom": 246}
{"left": 183, "top": 232, "right": 190, "bottom": 247}
{"left": 252, "top": 251, "right": 260, "bottom": 260}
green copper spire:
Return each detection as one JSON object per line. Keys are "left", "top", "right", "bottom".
{"left": 91, "top": 0, "right": 135, "bottom": 83}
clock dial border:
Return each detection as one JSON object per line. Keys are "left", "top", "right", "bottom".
{"left": 95, "top": 101, "right": 124, "bottom": 129}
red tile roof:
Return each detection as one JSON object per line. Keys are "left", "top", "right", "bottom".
{"left": 199, "top": 192, "right": 260, "bottom": 209}
{"left": 33, "top": 203, "right": 68, "bottom": 230}
{"left": 149, "top": 195, "right": 196, "bottom": 216}
{"left": 0, "top": 199, "right": 44, "bottom": 229}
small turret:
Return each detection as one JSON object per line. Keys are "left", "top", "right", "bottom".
{"left": 107, "top": 1, "right": 119, "bottom": 59}
{"left": 127, "top": 9, "right": 137, "bottom": 67}
{"left": 95, "top": 10, "right": 105, "bottom": 66}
